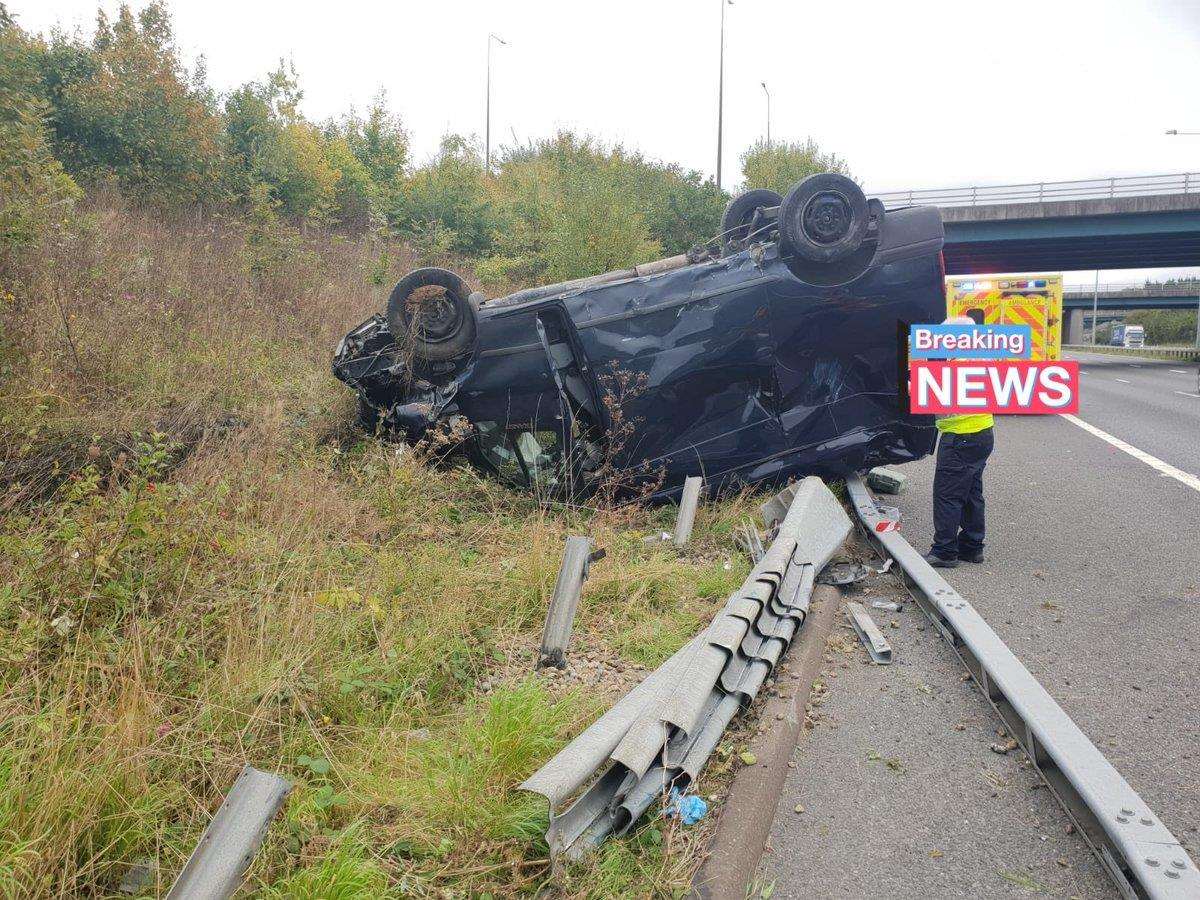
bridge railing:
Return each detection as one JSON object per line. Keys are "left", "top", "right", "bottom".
{"left": 873, "top": 172, "right": 1200, "bottom": 209}
{"left": 1063, "top": 282, "right": 1200, "bottom": 297}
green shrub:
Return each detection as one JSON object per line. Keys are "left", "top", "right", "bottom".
{"left": 0, "top": 13, "right": 80, "bottom": 264}
{"left": 740, "top": 136, "right": 851, "bottom": 196}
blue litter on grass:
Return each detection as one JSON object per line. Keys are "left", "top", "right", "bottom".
{"left": 663, "top": 787, "right": 708, "bottom": 825}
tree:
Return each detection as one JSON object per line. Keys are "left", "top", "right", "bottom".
{"left": 333, "top": 92, "right": 408, "bottom": 220}
{"left": 1126, "top": 308, "right": 1198, "bottom": 345}
{"left": 225, "top": 63, "right": 347, "bottom": 227}
{"left": 37, "top": 2, "right": 224, "bottom": 205}
{"left": 739, "top": 137, "right": 851, "bottom": 197}
{"left": 481, "top": 133, "right": 662, "bottom": 285}
{"left": 394, "top": 135, "right": 495, "bottom": 255}
{"left": 0, "top": 10, "right": 80, "bottom": 262}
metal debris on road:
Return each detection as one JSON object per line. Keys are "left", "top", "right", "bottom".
{"left": 672, "top": 476, "right": 704, "bottom": 547}
{"left": 817, "top": 560, "right": 871, "bottom": 586}
{"left": 844, "top": 602, "right": 894, "bottom": 664}
{"left": 538, "top": 536, "right": 604, "bottom": 669}
{"left": 520, "top": 477, "right": 851, "bottom": 858}
{"left": 165, "top": 765, "right": 291, "bottom": 900}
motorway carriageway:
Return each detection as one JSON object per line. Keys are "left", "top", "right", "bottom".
{"left": 760, "top": 350, "right": 1199, "bottom": 898}
{"left": 1069, "top": 350, "right": 1200, "bottom": 489}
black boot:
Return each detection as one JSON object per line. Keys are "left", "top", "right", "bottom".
{"left": 923, "top": 552, "right": 959, "bottom": 568}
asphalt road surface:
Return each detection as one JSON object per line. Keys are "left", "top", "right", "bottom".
{"left": 761, "top": 353, "right": 1200, "bottom": 898}
{"left": 1070, "top": 350, "right": 1200, "bottom": 476}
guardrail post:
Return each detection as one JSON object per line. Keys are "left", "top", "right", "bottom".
{"left": 1038, "top": 182, "right": 1044, "bottom": 202}
{"left": 1186, "top": 172, "right": 1192, "bottom": 194}
{"left": 971, "top": 186, "right": 977, "bottom": 205}
{"left": 672, "top": 476, "right": 704, "bottom": 547}
{"left": 1109, "top": 177, "right": 1115, "bottom": 198}
{"left": 538, "top": 536, "right": 602, "bottom": 669}
{"left": 166, "top": 766, "right": 292, "bottom": 900}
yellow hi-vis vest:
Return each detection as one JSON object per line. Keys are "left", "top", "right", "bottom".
{"left": 936, "top": 413, "right": 994, "bottom": 434}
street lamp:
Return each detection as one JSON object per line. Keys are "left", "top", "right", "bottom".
{"left": 761, "top": 81, "right": 771, "bottom": 144}
{"left": 486, "top": 32, "right": 508, "bottom": 172}
{"left": 716, "top": 0, "right": 732, "bottom": 190}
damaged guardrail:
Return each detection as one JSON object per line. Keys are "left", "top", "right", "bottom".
{"left": 846, "top": 474, "right": 1199, "bottom": 899}
{"left": 520, "top": 477, "right": 850, "bottom": 858}
{"left": 538, "top": 536, "right": 604, "bottom": 669}
{"left": 672, "top": 476, "right": 703, "bottom": 548}
{"left": 166, "top": 765, "right": 291, "bottom": 900}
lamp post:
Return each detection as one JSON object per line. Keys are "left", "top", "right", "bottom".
{"left": 486, "top": 33, "right": 508, "bottom": 172}
{"left": 1091, "top": 270, "right": 1099, "bottom": 345}
{"left": 761, "top": 81, "right": 771, "bottom": 144}
{"left": 716, "top": 0, "right": 732, "bottom": 189}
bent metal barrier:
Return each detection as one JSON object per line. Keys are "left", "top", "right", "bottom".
{"left": 846, "top": 475, "right": 1199, "bottom": 900}
{"left": 521, "top": 477, "right": 850, "bottom": 857}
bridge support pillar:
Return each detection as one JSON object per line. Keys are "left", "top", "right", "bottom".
{"left": 1064, "top": 308, "right": 1085, "bottom": 344}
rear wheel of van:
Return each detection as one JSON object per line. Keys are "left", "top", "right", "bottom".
{"left": 386, "top": 267, "right": 478, "bottom": 363}
{"left": 778, "top": 174, "right": 869, "bottom": 264}
{"left": 720, "top": 189, "right": 782, "bottom": 255}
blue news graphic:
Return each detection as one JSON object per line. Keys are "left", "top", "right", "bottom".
{"left": 908, "top": 323, "right": 1033, "bottom": 360}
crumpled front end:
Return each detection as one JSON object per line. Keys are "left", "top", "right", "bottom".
{"left": 332, "top": 314, "right": 474, "bottom": 439}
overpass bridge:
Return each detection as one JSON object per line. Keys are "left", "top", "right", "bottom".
{"left": 1062, "top": 283, "right": 1200, "bottom": 310}
{"left": 873, "top": 173, "right": 1200, "bottom": 274}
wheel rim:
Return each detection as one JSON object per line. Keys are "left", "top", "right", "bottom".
{"left": 406, "top": 285, "right": 462, "bottom": 342}
{"left": 802, "top": 191, "right": 853, "bottom": 245}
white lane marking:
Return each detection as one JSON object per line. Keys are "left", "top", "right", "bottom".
{"left": 1171, "top": 369, "right": 1189, "bottom": 374}
{"left": 1114, "top": 378, "right": 1131, "bottom": 383}
{"left": 1061, "top": 414, "right": 1200, "bottom": 493}
{"left": 1174, "top": 390, "right": 1200, "bottom": 399}
{"left": 1080, "top": 370, "right": 1089, "bottom": 375}
{"left": 1129, "top": 364, "right": 1141, "bottom": 368}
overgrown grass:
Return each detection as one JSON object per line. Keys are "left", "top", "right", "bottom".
{"left": 0, "top": 199, "right": 758, "bottom": 897}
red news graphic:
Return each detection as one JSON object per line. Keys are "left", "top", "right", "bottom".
{"left": 908, "top": 360, "right": 1080, "bottom": 415}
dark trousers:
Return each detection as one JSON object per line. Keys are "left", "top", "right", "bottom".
{"left": 931, "top": 427, "right": 994, "bottom": 559}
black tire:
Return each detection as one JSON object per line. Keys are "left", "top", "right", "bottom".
{"left": 778, "top": 174, "right": 869, "bottom": 264}
{"left": 720, "top": 189, "right": 782, "bottom": 255}
{"left": 386, "top": 267, "right": 478, "bottom": 363}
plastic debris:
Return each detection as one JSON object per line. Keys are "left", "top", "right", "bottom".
{"left": 871, "top": 600, "right": 903, "bottom": 612}
{"left": 663, "top": 787, "right": 709, "bottom": 825}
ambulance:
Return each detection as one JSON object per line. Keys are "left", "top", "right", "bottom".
{"left": 945, "top": 274, "right": 1063, "bottom": 361}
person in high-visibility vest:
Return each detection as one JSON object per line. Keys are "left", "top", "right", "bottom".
{"left": 924, "top": 313, "right": 995, "bottom": 568}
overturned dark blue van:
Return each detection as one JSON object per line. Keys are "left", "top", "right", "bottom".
{"left": 333, "top": 174, "right": 945, "bottom": 500}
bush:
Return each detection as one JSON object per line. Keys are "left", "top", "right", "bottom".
{"left": 739, "top": 137, "right": 851, "bottom": 196}
{"left": 393, "top": 134, "right": 496, "bottom": 256}
{"left": 0, "top": 15, "right": 81, "bottom": 267}
{"left": 481, "top": 134, "right": 674, "bottom": 286}
{"left": 1127, "top": 308, "right": 1198, "bottom": 345}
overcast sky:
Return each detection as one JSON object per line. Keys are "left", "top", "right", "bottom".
{"left": 16, "top": 0, "right": 1200, "bottom": 285}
